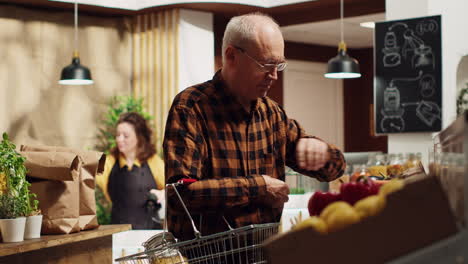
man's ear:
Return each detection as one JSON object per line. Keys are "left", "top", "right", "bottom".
{"left": 224, "top": 46, "right": 237, "bottom": 65}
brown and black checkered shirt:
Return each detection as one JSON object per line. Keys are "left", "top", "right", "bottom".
{"left": 163, "top": 71, "right": 345, "bottom": 241}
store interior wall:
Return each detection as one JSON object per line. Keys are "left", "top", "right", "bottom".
{"left": 0, "top": 4, "right": 132, "bottom": 149}
{"left": 178, "top": 9, "right": 214, "bottom": 92}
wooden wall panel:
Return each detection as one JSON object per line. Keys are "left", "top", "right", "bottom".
{"left": 343, "top": 48, "right": 388, "bottom": 152}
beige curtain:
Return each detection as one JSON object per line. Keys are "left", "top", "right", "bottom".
{"left": 132, "top": 9, "right": 179, "bottom": 155}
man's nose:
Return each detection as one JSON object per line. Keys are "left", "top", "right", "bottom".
{"left": 267, "top": 67, "right": 278, "bottom": 80}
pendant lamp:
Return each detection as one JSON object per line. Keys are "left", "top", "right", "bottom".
{"left": 59, "top": 0, "right": 93, "bottom": 85}
{"left": 324, "top": 0, "right": 361, "bottom": 79}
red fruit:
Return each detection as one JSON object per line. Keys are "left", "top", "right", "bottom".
{"left": 308, "top": 191, "right": 341, "bottom": 216}
{"left": 367, "top": 180, "right": 381, "bottom": 195}
{"left": 340, "top": 178, "right": 379, "bottom": 205}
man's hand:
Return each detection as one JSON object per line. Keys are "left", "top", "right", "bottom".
{"left": 296, "top": 138, "right": 330, "bottom": 171}
{"left": 262, "top": 175, "right": 289, "bottom": 208}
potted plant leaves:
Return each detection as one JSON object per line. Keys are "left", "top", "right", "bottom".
{"left": 0, "top": 193, "right": 26, "bottom": 242}
{"left": 24, "top": 194, "right": 41, "bottom": 239}
{"left": 0, "top": 132, "right": 40, "bottom": 242}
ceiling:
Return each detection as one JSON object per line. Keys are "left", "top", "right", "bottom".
{"left": 47, "top": 0, "right": 320, "bottom": 10}
{"left": 0, "top": 0, "right": 386, "bottom": 49}
{"left": 282, "top": 12, "right": 385, "bottom": 49}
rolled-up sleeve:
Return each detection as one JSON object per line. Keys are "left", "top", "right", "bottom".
{"left": 284, "top": 116, "right": 346, "bottom": 182}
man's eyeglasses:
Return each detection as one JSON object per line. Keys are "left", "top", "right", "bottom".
{"left": 234, "top": 46, "right": 287, "bottom": 72}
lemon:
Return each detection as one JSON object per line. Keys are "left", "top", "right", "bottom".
{"left": 293, "top": 216, "right": 327, "bottom": 234}
{"left": 320, "top": 201, "right": 360, "bottom": 233}
{"left": 379, "top": 179, "right": 404, "bottom": 196}
{"left": 354, "top": 195, "right": 386, "bottom": 219}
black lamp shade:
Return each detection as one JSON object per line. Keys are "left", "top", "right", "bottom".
{"left": 324, "top": 49, "right": 361, "bottom": 79}
{"left": 59, "top": 57, "right": 93, "bottom": 85}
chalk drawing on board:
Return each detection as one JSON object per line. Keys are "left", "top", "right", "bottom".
{"left": 380, "top": 71, "right": 423, "bottom": 133}
{"left": 375, "top": 15, "right": 441, "bottom": 134}
{"left": 380, "top": 82, "right": 406, "bottom": 132}
{"left": 382, "top": 22, "right": 407, "bottom": 67}
{"left": 419, "top": 74, "right": 436, "bottom": 98}
{"left": 401, "top": 29, "right": 435, "bottom": 69}
{"left": 381, "top": 116, "right": 405, "bottom": 133}
{"left": 412, "top": 44, "right": 434, "bottom": 69}
{"left": 402, "top": 100, "right": 441, "bottom": 126}
{"left": 382, "top": 31, "right": 401, "bottom": 67}
{"left": 416, "top": 19, "right": 439, "bottom": 35}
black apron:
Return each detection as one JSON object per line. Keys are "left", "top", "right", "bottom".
{"left": 107, "top": 160, "right": 158, "bottom": 229}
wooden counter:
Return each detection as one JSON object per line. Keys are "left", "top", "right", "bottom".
{"left": 0, "top": 224, "right": 131, "bottom": 264}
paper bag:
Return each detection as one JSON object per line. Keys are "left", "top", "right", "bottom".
{"left": 23, "top": 152, "right": 82, "bottom": 234}
{"left": 21, "top": 151, "right": 80, "bottom": 181}
{"left": 21, "top": 145, "right": 105, "bottom": 231}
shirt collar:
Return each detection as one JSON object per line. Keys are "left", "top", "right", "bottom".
{"left": 118, "top": 154, "right": 142, "bottom": 170}
{"left": 212, "top": 70, "right": 260, "bottom": 121}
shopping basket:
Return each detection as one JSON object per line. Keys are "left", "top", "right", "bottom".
{"left": 115, "top": 180, "right": 280, "bottom": 264}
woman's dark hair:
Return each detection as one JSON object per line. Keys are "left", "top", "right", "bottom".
{"left": 111, "top": 112, "right": 156, "bottom": 163}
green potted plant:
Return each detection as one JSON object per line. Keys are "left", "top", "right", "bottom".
{"left": 0, "top": 132, "right": 39, "bottom": 242}
{"left": 24, "top": 193, "right": 41, "bottom": 239}
{"left": 0, "top": 194, "right": 26, "bottom": 242}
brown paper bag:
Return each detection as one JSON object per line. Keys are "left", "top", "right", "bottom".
{"left": 24, "top": 152, "right": 82, "bottom": 234}
{"left": 21, "top": 145, "right": 105, "bottom": 231}
{"left": 21, "top": 151, "right": 80, "bottom": 181}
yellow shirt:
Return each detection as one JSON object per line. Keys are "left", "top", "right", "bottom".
{"left": 95, "top": 154, "right": 165, "bottom": 202}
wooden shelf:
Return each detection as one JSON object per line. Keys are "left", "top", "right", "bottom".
{"left": 0, "top": 224, "right": 131, "bottom": 257}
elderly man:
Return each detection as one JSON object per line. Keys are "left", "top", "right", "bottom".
{"left": 163, "top": 12, "right": 345, "bottom": 241}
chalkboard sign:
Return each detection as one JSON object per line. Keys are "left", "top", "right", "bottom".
{"left": 374, "top": 15, "right": 441, "bottom": 134}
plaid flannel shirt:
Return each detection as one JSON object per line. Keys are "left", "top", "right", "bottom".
{"left": 163, "top": 71, "right": 345, "bottom": 241}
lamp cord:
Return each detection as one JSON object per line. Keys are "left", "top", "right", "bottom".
{"left": 340, "top": 0, "right": 344, "bottom": 43}
{"left": 74, "top": 0, "right": 78, "bottom": 56}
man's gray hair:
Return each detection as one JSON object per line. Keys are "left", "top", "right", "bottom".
{"left": 221, "top": 13, "right": 280, "bottom": 64}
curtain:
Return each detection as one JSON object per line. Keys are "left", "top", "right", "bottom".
{"left": 132, "top": 9, "right": 179, "bottom": 155}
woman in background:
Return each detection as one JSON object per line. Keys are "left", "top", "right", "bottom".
{"left": 96, "top": 112, "right": 165, "bottom": 229}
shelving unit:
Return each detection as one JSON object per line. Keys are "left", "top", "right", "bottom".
{"left": 0, "top": 224, "right": 131, "bottom": 264}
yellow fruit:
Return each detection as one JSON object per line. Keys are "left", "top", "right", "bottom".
{"left": 320, "top": 201, "right": 360, "bottom": 233}
{"left": 293, "top": 216, "right": 327, "bottom": 234}
{"left": 379, "top": 179, "right": 404, "bottom": 196}
{"left": 0, "top": 172, "right": 6, "bottom": 195}
{"left": 354, "top": 195, "right": 386, "bottom": 219}
{"left": 320, "top": 201, "right": 347, "bottom": 221}
{"left": 153, "top": 255, "right": 188, "bottom": 264}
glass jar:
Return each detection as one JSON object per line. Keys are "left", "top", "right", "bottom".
{"left": 368, "top": 154, "right": 388, "bottom": 177}
{"left": 387, "top": 153, "right": 405, "bottom": 178}
{"left": 404, "top": 153, "right": 416, "bottom": 170}
{"left": 414, "top": 152, "right": 422, "bottom": 168}
{"left": 350, "top": 164, "right": 369, "bottom": 182}
{"left": 366, "top": 153, "right": 376, "bottom": 168}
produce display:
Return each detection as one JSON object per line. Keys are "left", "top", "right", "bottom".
{"left": 294, "top": 178, "right": 405, "bottom": 235}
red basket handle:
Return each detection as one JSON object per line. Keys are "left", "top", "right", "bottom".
{"left": 177, "top": 178, "right": 198, "bottom": 186}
